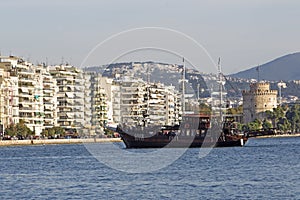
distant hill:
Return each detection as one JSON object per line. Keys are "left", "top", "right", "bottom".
{"left": 85, "top": 61, "right": 211, "bottom": 98}
{"left": 85, "top": 59, "right": 300, "bottom": 99}
{"left": 230, "top": 52, "right": 300, "bottom": 81}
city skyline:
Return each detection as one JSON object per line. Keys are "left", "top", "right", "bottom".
{"left": 1, "top": 0, "right": 300, "bottom": 74}
{"left": 0, "top": 56, "right": 188, "bottom": 136}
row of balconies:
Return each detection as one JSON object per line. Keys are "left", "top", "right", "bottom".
{"left": 57, "top": 80, "right": 75, "bottom": 85}
{"left": 55, "top": 70, "right": 78, "bottom": 76}
{"left": 43, "top": 97, "right": 55, "bottom": 102}
{"left": 19, "top": 106, "right": 43, "bottom": 111}
{"left": 53, "top": 75, "right": 75, "bottom": 81}
{"left": 93, "top": 98, "right": 106, "bottom": 102}
{"left": 19, "top": 117, "right": 45, "bottom": 123}
{"left": 43, "top": 89, "right": 55, "bottom": 94}
{"left": 57, "top": 103, "right": 84, "bottom": 108}
{"left": 57, "top": 114, "right": 84, "bottom": 120}
{"left": 44, "top": 112, "right": 55, "bottom": 117}
{"left": 58, "top": 121, "right": 73, "bottom": 127}
{"left": 44, "top": 108, "right": 55, "bottom": 112}
{"left": 59, "top": 108, "right": 72, "bottom": 112}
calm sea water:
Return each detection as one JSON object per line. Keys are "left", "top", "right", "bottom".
{"left": 0, "top": 137, "right": 299, "bottom": 200}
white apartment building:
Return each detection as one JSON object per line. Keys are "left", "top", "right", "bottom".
{"left": 93, "top": 87, "right": 108, "bottom": 133}
{"left": 113, "top": 76, "right": 182, "bottom": 127}
{"left": 73, "top": 70, "right": 85, "bottom": 131}
{"left": 82, "top": 72, "right": 109, "bottom": 135}
{"left": 165, "top": 85, "right": 182, "bottom": 126}
{"left": 147, "top": 83, "right": 168, "bottom": 126}
{"left": 49, "top": 65, "right": 84, "bottom": 134}
{"left": 82, "top": 72, "right": 93, "bottom": 135}
{"left": 0, "top": 57, "right": 60, "bottom": 136}
{"left": 0, "top": 57, "right": 19, "bottom": 132}
{"left": 111, "top": 83, "right": 121, "bottom": 126}
{"left": 118, "top": 77, "right": 147, "bottom": 127}
{"left": 0, "top": 56, "right": 45, "bottom": 135}
{"left": 0, "top": 56, "right": 185, "bottom": 136}
{"left": 39, "top": 65, "right": 58, "bottom": 129}
{"left": 147, "top": 83, "right": 182, "bottom": 126}
{"left": 0, "top": 63, "right": 15, "bottom": 134}
{"left": 97, "top": 75, "right": 113, "bottom": 126}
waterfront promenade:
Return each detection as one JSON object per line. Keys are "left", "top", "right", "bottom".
{"left": 0, "top": 138, "right": 122, "bottom": 147}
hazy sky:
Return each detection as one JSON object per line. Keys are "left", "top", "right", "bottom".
{"left": 1, "top": 0, "right": 300, "bottom": 74}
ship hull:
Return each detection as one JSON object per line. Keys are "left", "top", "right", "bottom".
{"left": 119, "top": 132, "right": 247, "bottom": 148}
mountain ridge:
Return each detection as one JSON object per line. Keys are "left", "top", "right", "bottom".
{"left": 229, "top": 52, "right": 300, "bottom": 81}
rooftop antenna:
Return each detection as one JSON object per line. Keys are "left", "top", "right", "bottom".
{"left": 147, "top": 63, "right": 151, "bottom": 84}
{"left": 61, "top": 57, "right": 64, "bottom": 65}
{"left": 256, "top": 65, "right": 260, "bottom": 82}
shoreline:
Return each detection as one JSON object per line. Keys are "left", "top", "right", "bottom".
{"left": 0, "top": 138, "right": 122, "bottom": 147}
{"left": 254, "top": 133, "right": 300, "bottom": 139}
{"left": 1, "top": 133, "right": 299, "bottom": 147}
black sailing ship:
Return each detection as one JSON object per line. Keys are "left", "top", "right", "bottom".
{"left": 117, "top": 115, "right": 248, "bottom": 148}
{"left": 116, "top": 58, "right": 248, "bottom": 148}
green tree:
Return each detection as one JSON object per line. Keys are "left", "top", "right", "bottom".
{"left": 262, "top": 119, "right": 272, "bottom": 130}
{"left": 277, "top": 117, "right": 291, "bottom": 133}
{"left": 42, "top": 129, "right": 49, "bottom": 137}
{"left": 265, "top": 110, "right": 276, "bottom": 128}
{"left": 273, "top": 106, "right": 285, "bottom": 119}
{"left": 5, "top": 120, "right": 34, "bottom": 138}
{"left": 265, "top": 106, "right": 286, "bottom": 130}
{"left": 52, "top": 127, "right": 65, "bottom": 137}
{"left": 227, "top": 105, "right": 243, "bottom": 115}
{"left": 286, "top": 104, "right": 300, "bottom": 133}
{"left": 237, "top": 122, "right": 244, "bottom": 131}
{"left": 42, "top": 127, "right": 66, "bottom": 138}
{"left": 5, "top": 124, "right": 16, "bottom": 137}
{"left": 243, "top": 119, "right": 261, "bottom": 132}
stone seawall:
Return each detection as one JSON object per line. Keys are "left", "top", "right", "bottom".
{"left": 0, "top": 138, "right": 122, "bottom": 147}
